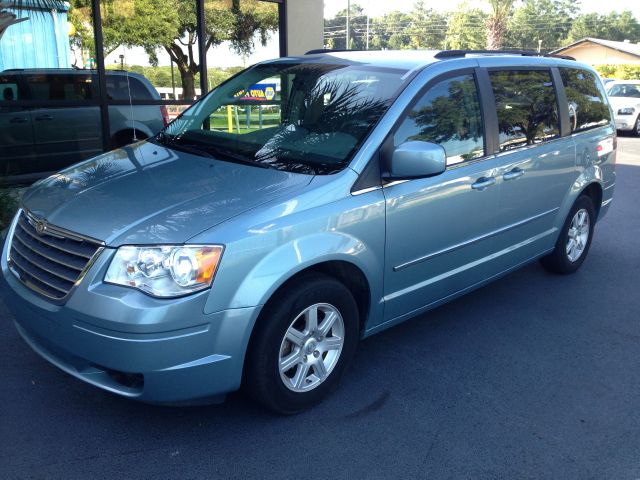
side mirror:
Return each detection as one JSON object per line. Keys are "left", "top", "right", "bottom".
{"left": 387, "top": 141, "right": 446, "bottom": 179}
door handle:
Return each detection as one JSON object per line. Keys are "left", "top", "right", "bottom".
{"left": 9, "top": 117, "right": 28, "bottom": 124}
{"left": 35, "top": 115, "right": 53, "bottom": 121}
{"left": 471, "top": 177, "right": 496, "bottom": 190}
{"left": 503, "top": 168, "right": 525, "bottom": 181}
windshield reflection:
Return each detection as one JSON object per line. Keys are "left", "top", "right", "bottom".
{"left": 157, "top": 62, "right": 408, "bottom": 175}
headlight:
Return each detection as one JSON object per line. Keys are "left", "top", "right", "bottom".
{"left": 104, "top": 245, "right": 223, "bottom": 297}
{"left": 618, "top": 107, "right": 635, "bottom": 115}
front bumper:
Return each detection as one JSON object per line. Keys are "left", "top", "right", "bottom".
{"left": 1, "top": 236, "right": 260, "bottom": 404}
{"left": 613, "top": 116, "right": 637, "bottom": 131}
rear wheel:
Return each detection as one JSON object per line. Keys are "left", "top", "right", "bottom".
{"left": 540, "top": 195, "right": 595, "bottom": 274}
{"left": 634, "top": 115, "right": 640, "bottom": 137}
{"left": 244, "top": 273, "right": 359, "bottom": 414}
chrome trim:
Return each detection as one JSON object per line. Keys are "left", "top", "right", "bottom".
{"left": 4, "top": 209, "right": 21, "bottom": 264}
{"left": 393, "top": 207, "right": 559, "bottom": 271}
{"left": 12, "top": 230, "right": 85, "bottom": 271}
{"left": 23, "top": 210, "right": 105, "bottom": 246}
{"left": 7, "top": 210, "right": 105, "bottom": 304}
{"left": 382, "top": 179, "right": 410, "bottom": 188}
{"left": 16, "top": 218, "right": 94, "bottom": 259}
{"left": 351, "top": 186, "right": 381, "bottom": 196}
{"left": 386, "top": 228, "right": 557, "bottom": 302}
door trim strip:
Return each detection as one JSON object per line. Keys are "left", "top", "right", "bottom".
{"left": 393, "top": 207, "right": 559, "bottom": 272}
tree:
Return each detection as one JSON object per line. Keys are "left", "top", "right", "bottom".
{"left": 446, "top": 5, "right": 486, "bottom": 50}
{"left": 70, "top": 0, "right": 278, "bottom": 99}
{"left": 406, "top": 1, "right": 448, "bottom": 50}
{"left": 485, "top": 0, "right": 515, "bottom": 49}
{"left": 506, "top": 0, "right": 579, "bottom": 51}
{"left": 324, "top": 3, "right": 368, "bottom": 50}
{"left": 368, "top": 11, "right": 413, "bottom": 50}
{"left": 565, "top": 10, "right": 640, "bottom": 44}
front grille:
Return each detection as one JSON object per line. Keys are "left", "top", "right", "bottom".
{"left": 8, "top": 211, "right": 103, "bottom": 300}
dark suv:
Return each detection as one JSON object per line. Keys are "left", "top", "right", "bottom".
{"left": 0, "top": 69, "right": 168, "bottom": 184}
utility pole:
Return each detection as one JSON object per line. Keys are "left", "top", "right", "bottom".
{"left": 366, "top": 12, "right": 369, "bottom": 50}
{"left": 346, "top": 0, "right": 350, "bottom": 49}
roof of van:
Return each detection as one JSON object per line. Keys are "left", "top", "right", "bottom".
{"left": 1, "top": 68, "right": 144, "bottom": 77}
{"left": 286, "top": 49, "right": 575, "bottom": 71}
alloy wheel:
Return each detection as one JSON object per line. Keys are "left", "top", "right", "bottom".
{"left": 278, "top": 303, "right": 345, "bottom": 393}
{"left": 566, "top": 208, "right": 590, "bottom": 262}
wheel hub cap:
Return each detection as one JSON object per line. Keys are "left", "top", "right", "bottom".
{"left": 278, "top": 303, "right": 345, "bottom": 393}
{"left": 566, "top": 208, "right": 590, "bottom": 262}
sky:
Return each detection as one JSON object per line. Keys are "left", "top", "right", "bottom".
{"left": 110, "top": 0, "right": 640, "bottom": 71}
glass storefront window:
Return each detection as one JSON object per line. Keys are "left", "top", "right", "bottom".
{"left": 0, "top": 0, "right": 283, "bottom": 187}
{"left": 0, "top": 1, "right": 103, "bottom": 185}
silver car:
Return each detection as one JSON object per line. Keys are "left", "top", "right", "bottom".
{"left": 606, "top": 80, "right": 640, "bottom": 135}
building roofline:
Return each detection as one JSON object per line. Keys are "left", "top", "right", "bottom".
{"left": 551, "top": 37, "right": 640, "bottom": 59}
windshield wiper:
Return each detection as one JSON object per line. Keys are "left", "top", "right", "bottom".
{"left": 156, "top": 132, "right": 271, "bottom": 170}
{"left": 205, "top": 146, "right": 271, "bottom": 169}
{"left": 166, "top": 142, "right": 215, "bottom": 159}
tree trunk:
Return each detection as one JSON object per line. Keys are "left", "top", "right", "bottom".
{"left": 164, "top": 43, "right": 198, "bottom": 101}
{"left": 486, "top": 18, "right": 507, "bottom": 50}
{"left": 179, "top": 69, "right": 196, "bottom": 101}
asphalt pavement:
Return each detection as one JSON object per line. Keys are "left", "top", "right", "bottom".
{"left": 1, "top": 137, "right": 639, "bottom": 479}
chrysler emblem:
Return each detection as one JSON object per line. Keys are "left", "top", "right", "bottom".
{"left": 35, "top": 220, "right": 47, "bottom": 235}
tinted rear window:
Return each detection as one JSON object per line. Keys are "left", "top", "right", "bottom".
{"left": 26, "top": 74, "right": 95, "bottom": 101}
{"left": 106, "top": 76, "right": 154, "bottom": 100}
{"left": 489, "top": 69, "right": 559, "bottom": 151}
{"left": 560, "top": 68, "right": 611, "bottom": 133}
{"left": 0, "top": 75, "right": 19, "bottom": 101}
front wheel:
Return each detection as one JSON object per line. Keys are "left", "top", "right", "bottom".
{"left": 243, "top": 273, "right": 359, "bottom": 414}
{"left": 540, "top": 195, "right": 596, "bottom": 274}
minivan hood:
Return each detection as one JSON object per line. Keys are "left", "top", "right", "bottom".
{"left": 21, "top": 142, "right": 312, "bottom": 245}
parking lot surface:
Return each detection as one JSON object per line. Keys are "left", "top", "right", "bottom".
{"left": 1, "top": 137, "right": 639, "bottom": 479}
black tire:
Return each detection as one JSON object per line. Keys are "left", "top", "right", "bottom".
{"left": 243, "top": 272, "right": 359, "bottom": 414}
{"left": 540, "top": 195, "right": 596, "bottom": 274}
{"left": 634, "top": 115, "right": 640, "bottom": 137}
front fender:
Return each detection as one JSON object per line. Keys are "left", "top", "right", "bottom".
{"left": 205, "top": 231, "right": 383, "bottom": 323}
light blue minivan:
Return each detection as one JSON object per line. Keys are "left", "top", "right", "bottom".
{"left": 1, "top": 50, "right": 616, "bottom": 413}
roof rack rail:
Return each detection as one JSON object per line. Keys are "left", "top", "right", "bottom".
{"left": 434, "top": 49, "right": 575, "bottom": 61}
{"left": 304, "top": 48, "right": 364, "bottom": 55}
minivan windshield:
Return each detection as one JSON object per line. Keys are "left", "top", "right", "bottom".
{"left": 154, "top": 62, "right": 409, "bottom": 174}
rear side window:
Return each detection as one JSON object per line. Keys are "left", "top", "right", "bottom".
{"left": 0, "top": 75, "right": 19, "bottom": 101}
{"left": 560, "top": 68, "right": 611, "bottom": 133}
{"left": 106, "top": 76, "right": 153, "bottom": 100}
{"left": 489, "top": 70, "right": 559, "bottom": 151}
{"left": 394, "top": 73, "right": 484, "bottom": 165}
{"left": 26, "top": 74, "right": 95, "bottom": 101}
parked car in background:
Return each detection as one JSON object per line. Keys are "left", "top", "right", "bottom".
{"left": 1, "top": 50, "right": 616, "bottom": 413}
{"left": 606, "top": 80, "right": 640, "bottom": 135}
{"left": 0, "top": 69, "right": 168, "bottom": 185}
